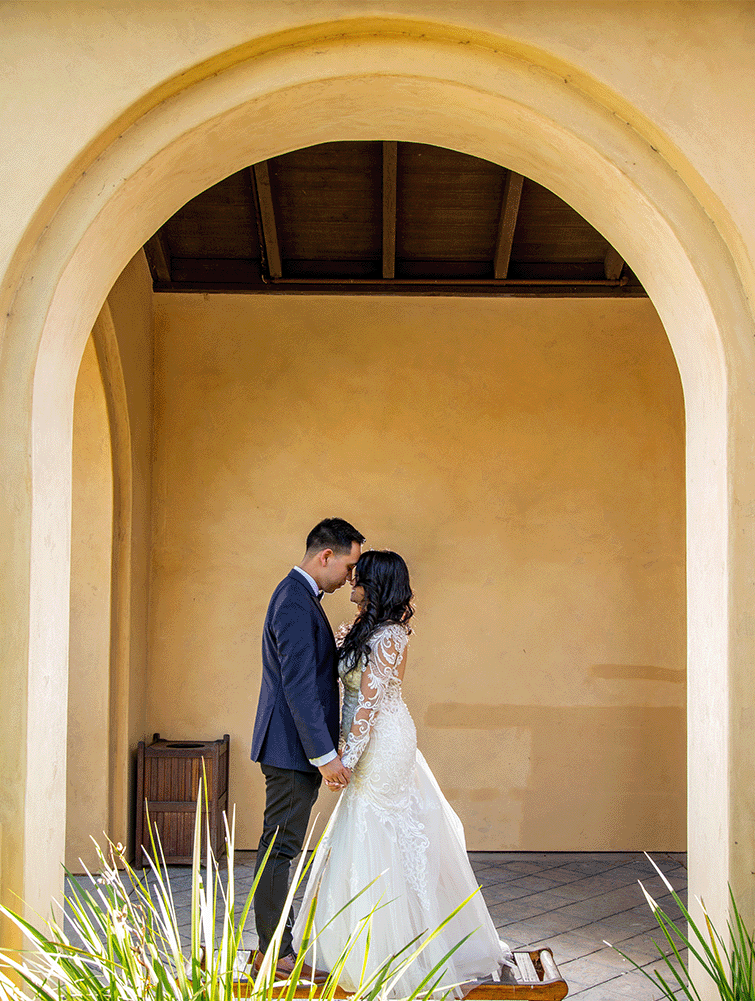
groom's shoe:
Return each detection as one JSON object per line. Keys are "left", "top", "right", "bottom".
{"left": 251, "top": 951, "right": 329, "bottom": 985}
{"left": 298, "top": 959, "right": 329, "bottom": 985}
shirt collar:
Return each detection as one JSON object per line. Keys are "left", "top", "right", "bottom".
{"left": 293, "top": 565, "right": 320, "bottom": 597}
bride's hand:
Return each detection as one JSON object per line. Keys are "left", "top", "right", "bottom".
{"left": 328, "top": 766, "right": 351, "bottom": 787}
{"left": 328, "top": 771, "right": 352, "bottom": 791}
{"left": 320, "top": 756, "right": 350, "bottom": 790}
{"left": 326, "top": 768, "right": 351, "bottom": 790}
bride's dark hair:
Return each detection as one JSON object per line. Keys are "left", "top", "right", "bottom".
{"left": 339, "top": 550, "right": 414, "bottom": 666}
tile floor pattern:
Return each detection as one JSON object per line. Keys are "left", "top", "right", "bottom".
{"left": 65, "top": 852, "right": 688, "bottom": 1001}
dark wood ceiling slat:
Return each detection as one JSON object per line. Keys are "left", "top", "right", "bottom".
{"left": 144, "top": 139, "right": 646, "bottom": 297}
{"left": 396, "top": 142, "right": 504, "bottom": 261}
{"left": 396, "top": 260, "right": 492, "bottom": 279}
{"left": 252, "top": 162, "right": 282, "bottom": 279}
{"left": 507, "top": 261, "right": 610, "bottom": 281}
{"left": 511, "top": 178, "right": 611, "bottom": 263}
{"left": 170, "top": 258, "right": 264, "bottom": 284}
{"left": 382, "top": 141, "right": 398, "bottom": 280}
{"left": 493, "top": 171, "right": 524, "bottom": 279}
{"left": 270, "top": 141, "right": 382, "bottom": 262}
{"left": 282, "top": 259, "right": 498, "bottom": 279}
{"left": 160, "top": 172, "right": 258, "bottom": 260}
{"left": 284, "top": 260, "right": 380, "bottom": 279}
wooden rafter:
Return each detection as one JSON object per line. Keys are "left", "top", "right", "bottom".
{"left": 382, "top": 141, "right": 398, "bottom": 280}
{"left": 154, "top": 273, "right": 646, "bottom": 298}
{"left": 251, "top": 162, "right": 282, "bottom": 279}
{"left": 144, "top": 144, "right": 645, "bottom": 298}
{"left": 493, "top": 171, "right": 524, "bottom": 280}
{"left": 604, "top": 246, "right": 625, "bottom": 281}
{"left": 144, "top": 232, "right": 172, "bottom": 283}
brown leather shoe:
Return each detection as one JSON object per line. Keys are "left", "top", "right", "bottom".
{"left": 298, "top": 959, "right": 329, "bottom": 985}
{"left": 251, "top": 951, "right": 328, "bottom": 984}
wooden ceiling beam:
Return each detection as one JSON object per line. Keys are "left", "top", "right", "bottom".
{"left": 168, "top": 257, "right": 641, "bottom": 286}
{"left": 142, "top": 146, "right": 645, "bottom": 298}
{"left": 251, "top": 162, "right": 283, "bottom": 279}
{"left": 382, "top": 141, "right": 398, "bottom": 279}
{"left": 604, "top": 246, "right": 625, "bottom": 281}
{"left": 493, "top": 170, "right": 524, "bottom": 280}
{"left": 144, "top": 232, "right": 172, "bottom": 284}
{"left": 154, "top": 279, "right": 647, "bottom": 298}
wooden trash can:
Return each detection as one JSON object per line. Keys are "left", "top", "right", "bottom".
{"left": 135, "top": 733, "right": 230, "bottom": 867}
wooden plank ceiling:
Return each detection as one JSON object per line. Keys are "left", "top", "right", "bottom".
{"left": 145, "top": 141, "right": 645, "bottom": 297}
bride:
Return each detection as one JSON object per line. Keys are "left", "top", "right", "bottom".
{"left": 292, "top": 551, "right": 512, "bottom": 997}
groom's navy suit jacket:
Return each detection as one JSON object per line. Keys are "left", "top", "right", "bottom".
{"left": 251, "top": 570, "right": 340, "bottom": 773}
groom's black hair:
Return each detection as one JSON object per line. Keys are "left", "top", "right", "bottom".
{"left": 306, "top": 517, "right": 365, "bottom": 555}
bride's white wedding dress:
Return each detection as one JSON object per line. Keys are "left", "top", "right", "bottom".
{"left": 292, "top": 623, "right": 510, "bottom": 997}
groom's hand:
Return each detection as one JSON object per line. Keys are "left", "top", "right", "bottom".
{"left": 319, "top": 756, "right": 350, "bottom": 789}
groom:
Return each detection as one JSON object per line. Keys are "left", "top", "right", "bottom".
{"left": 248, "top": 518, "right": 364, "bottom": 981}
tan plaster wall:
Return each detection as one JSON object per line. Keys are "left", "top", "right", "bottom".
{"left": 149, "top": 293, "right": 685, "bottom": 851}
{"left": 63, "top": 251, "right": 154, "bottom": 873}
{"left": 67, "top": 336, "right": 112, "bottom": 872}
{"left": 105, "top": 251, "right": 154, "bottom": 856}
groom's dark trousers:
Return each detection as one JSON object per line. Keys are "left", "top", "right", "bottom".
{"left": 250, "top": 570, "right": 340, "bottom": 957}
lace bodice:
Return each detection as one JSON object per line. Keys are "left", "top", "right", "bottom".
{"left": 338, "top": 622, "right": 409, "bottom": 770}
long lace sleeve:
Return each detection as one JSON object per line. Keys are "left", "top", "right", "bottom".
{"left": 341, "top": 626, "right": 407, "bottom": 770}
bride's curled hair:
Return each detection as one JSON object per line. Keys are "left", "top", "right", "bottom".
{"left": 339, "top": 550, "right": 414, "bottom": 667}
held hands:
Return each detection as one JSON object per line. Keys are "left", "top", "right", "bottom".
{"left": 319, "top": 755, "right": 351, "bottom": 791}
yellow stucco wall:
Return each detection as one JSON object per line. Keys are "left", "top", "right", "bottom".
{"left": 148, "top": 293, "right": 685, "bottom": 851}
{"left": 67, "top": 336, "right": 112, "bottom": 872}
{"left": 63, "top": 250, "right": 154, "bottom": 875}
{"left": 105, "top": 251, "right": 155, "bottom": 859}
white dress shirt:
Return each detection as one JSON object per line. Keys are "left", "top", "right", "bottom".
{"left": 292, "top": 564, "right": 319, "bottom": 597}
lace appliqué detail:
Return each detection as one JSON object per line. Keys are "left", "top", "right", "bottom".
{"left": 336, "top": 624, "right": 430, "bottom": 909}
{"left": 357, "top": 792, "right": 430, "bottom": 912}
{"left": 340, "top": 623, "right": 408, "bottom": 769}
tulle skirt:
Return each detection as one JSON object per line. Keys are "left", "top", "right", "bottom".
{"left": 292, "top": 747, "right": 507, "bottom": 998}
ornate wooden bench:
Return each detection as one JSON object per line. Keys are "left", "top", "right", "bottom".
{"left": 466, "top": 949, "right": 568, "bottom": 999}
{"left": 238, "top": 948, "right": 568, "bottom": 999}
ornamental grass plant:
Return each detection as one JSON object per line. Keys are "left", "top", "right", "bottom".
{"left": 609, "top": 853, "right": 755, "bottom": 1001}
{"left": 0, "top": 784, "right": 474, "bottom": 1001}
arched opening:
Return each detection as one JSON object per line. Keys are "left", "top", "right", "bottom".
{"left": 64, "top": 294, "right": 140, "bottom": 872}
{"left": 1, "top": 25, "right": 752, "bottom": 955}
{"left": 142, "top": 138, "right": 686, "bottom": 853}
{"left": 66, "top": 334, "right": 113, "bottom": 872}
{"left": 147, "top": 239, "right": 685, "bottom": 855}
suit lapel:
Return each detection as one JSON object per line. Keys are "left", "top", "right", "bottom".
{"left": 287, "top": 570, "right": 336, "bottom": 642}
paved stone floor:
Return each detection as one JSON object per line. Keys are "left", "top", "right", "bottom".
{"left": 465, "top": 852, "right": 687, "bottom": 1000}
{"left": 66, "top": 851, "right": 688, "bottom": 1000}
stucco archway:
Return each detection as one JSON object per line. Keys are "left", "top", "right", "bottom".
{"left": 91, "top": 303, "right": 134, "bottom": 858}
{"left": 2, "top": 23, "right": 753, "bottom": 959}
{"left": 66, "top": 330, "right": 113, "bottom": 872}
